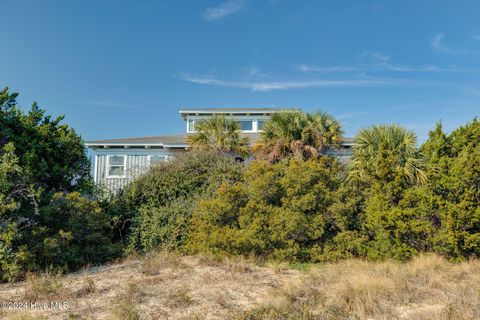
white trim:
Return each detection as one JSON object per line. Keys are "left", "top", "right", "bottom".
{"left": 85, "top": 142, "right": 188, "bottom": 148}
{"left": 187, "top": 117, "right": 195, "bottom": 133}
{"left": 93, "top": 149, "right": 183, "bottom": 156}
{"left": 183, "top": 115, "right": 270, "bottom": 133}
{"left": 238, "top": 119, "right": 255, "bottom": 133}
{"left": 179, "top": 108, "right": 287, "bottom": 115}
{"left": 106, "top": 155, "right": 127, "bottom": 179}
{"left": 93, "top": 154, "right": 98, "bottom": 183}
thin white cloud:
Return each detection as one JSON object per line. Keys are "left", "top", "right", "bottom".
{"left": 179, "top": 73, "right": 413, "bottom": 92}
{"left": 297, "top": 64, "right": 359, "bottom": 72}
{"left": 298, "top": 63, "right": 467, "bottom": 73}
{"left": 431, "top": 33, "right": 466, "bottom": 55}
{"left": 431, "top": 33, "right": 447, "bottom": 52}
{"left": 203, "top": 0, "right": 245, "bottom": 21}
{"left": 336, "top": 111, "right": 370, "bottom": 120}
{"left": 298, "top": 50, "right": 472, "bottom": 73}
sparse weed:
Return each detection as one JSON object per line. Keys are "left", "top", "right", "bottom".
{"left": 75, "top": 278, "right": 96, "bottom": 297}
{"left": 24, "top": 267, "right": 64, "bottom": 301}
{"left": 110, "top": 281, "right": 142, "bottom": 320}
{"left": 167, "top": 286, "right": 193, "bottom": 308}
{"left": 141, "top": 250, "right": 189, "bottom": 276}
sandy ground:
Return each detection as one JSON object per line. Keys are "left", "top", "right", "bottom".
{"left": 0, "top": 254, "right": 301, "bottom": 320}
{"left": 1, "top": 253, "right": 479, "bottom": 320}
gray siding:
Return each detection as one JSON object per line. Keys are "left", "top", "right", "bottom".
{"left": 92, "top": 147, "right": 354, "bottom": 193}
{"left": 93, "top": 148, "right": 184, "bottom": 193}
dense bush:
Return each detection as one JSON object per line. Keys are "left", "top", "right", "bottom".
{"left": 422, "top": 120, "right": 480, "bottom": 259}
{"left": 0, "top": 88, "right": 118, "bottom": 282}
{"left": 185, "top": 119, "right": 480, "bottom": 262}
{"left": 0, "top": 88, "right": 91, "bottom": 194}
{"left": 116, "top": 151, "right": 243, "bottom": 253}
{"left": 34, "top": 192, "right": 121, "bottom": 270}
{"left": 186, "top": 158, "right": 345, "bottom": 261}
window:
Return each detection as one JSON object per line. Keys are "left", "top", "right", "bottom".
{"left": 149, "top": 155, "right": 167, "bottom": 165}
{"left": 107, "top": 155, "right": 126, "bottom": 177}
{"left": 187, "top": 119, "right": 195, "bottom": 133}
{"left": 257, "top": 120, "right": 265, "bottom": 131}
{"left": 239, "top": 120, "right": 253, "bottom": 131}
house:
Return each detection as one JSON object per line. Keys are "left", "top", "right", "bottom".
{"left": 85, "top": 108, "right": 354, "bottom": 192}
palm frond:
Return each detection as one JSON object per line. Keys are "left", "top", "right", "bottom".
{"left": 349, "top": 124, "right": 426, "bottom": 185}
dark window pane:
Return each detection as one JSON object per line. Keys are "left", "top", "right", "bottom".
{"left": 239, "top": 120, "right": 253, "bottom": 131}
{"left": 109, "top": 155, "right": 125, "bottom": 165}
{"left": 258, "top": 120, "right": 265, "bottom": 130}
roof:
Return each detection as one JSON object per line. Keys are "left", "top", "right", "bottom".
{"left": 85, "top": 133, "right": 355, "bottom": 148}
{"left": 85, "top": 134, "right": 188, "bottom": 148}
{"left": 179, "top": 107, "right": 289, "bottom": 119}
{"left": 341, "top": 137, "right": 356, "bottom": 146}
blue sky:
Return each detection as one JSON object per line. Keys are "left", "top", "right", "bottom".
{"left": 1, "top": 0, "right": 480, "bottom": 142}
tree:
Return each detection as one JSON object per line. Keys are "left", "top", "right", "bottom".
{"left": 0, "top": 87, "right": 116, "bottom": 281}
{"left": 421, "top": 118, "right": 480, "bottom": 259}
{"left": 0, "top": 143, "right": 31, "bottom": 282}
{"left": 349, "top": 124, "right": 426, "bottom": 185}
{"left": 1, "top": 87, "right": 91, "bottom": 194}
{"left": 253, "top": 110, "right": 343, "bottom": 163}
{"left": 0, "top": 143, "right": 22, "bottom": 216}
{"left": 187, "top": 115, "right": 250, "bottom": 157}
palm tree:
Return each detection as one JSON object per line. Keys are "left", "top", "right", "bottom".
{"left": 349, "top": 124, "right": 426, "bottom": 185}
{"left": 187, "top": 115, "right": 250, "bottom": 157}
{"left": 253, "top": 110, "right": 343, "bottom": 163}
{"left": 304, "top": 111, "right": 344, "bottom": 152}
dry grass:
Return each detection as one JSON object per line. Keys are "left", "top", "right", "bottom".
{"left": 74, "top": 278, "right": 96, "bottom": 298}
{"left": 0, "top": 253, "right": 479, "bottom": 319}
{"left": 23, "top": 269, "right": 64, "bottom": 301}
{"left": 246, "top": 254, "right": 480, "bottom": 320}
{"left": 167, "top": 286, "right": 194, "bottom": 308}
{"left": 141, "top": 250, "right": 190, "bottom": 276}
{"left": 111, "top": 281, "right": 143, "bottom": 320}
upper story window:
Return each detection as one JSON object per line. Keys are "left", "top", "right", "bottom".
{"left": 257, "top": 120, "right": 265, "bottom": 131}
{"left": 239, "top": 120, "right": 253, "bottom": 131}
{"left": 187, "top": 116, "right": 267, "bottom": 133}
{"left": 107, "top": 155, "right": 126, "bottom": 178}
{"left": 187, "top": 119, "right": 195, "bottom": 133}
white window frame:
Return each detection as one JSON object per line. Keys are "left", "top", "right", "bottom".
{"left": 187, "top": 115, "right": 269, "bottom": 133}
{"left": 106, "top": 155, "right": 126, "bottom": 178}
{"left": 237, "top": 119, "right": 255, "bottom": 133}
{"left": 187, "top": 118, "right": 195, "bottom": 133}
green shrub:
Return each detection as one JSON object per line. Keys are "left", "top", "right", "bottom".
{"left": 185, "top": 118, "right": 480, "bottom": 263}
{"left": 186, "top": 158, "right": 344, "bottom": 261}
{"left": 0, "top": 88, "right": 117, "bottom": 282}
{"left": 34, "top": 192, "right": 121, "bottom": 270}
{"left": 422, "top": 119, "right": 480, "bottom": 259}
{"left": 120, "top": 151, "right": 243, "bottom": 253}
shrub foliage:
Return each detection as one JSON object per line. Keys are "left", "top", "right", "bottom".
{"left": 2, "top": 88, "right": 480, "bottom": 282}
{"left": 185, "top": 120, "right": 480, "bottom": 262}
{"left": 187, "top": 158, "right": 346, "bottom": 261}
{"left": 0, "top": 88, "right": 119, "bottom": 282}
{"left": 117, "top": 150, "right": 243, "bottom": 253}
